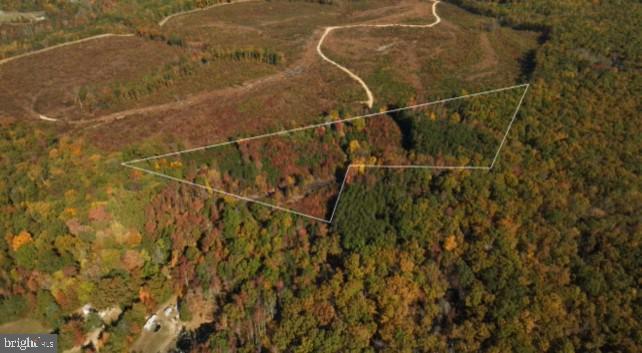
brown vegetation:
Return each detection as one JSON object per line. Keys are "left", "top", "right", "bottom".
{"left": 0, "top": 1, "right": 536, "bottom": 153}
{"left": 0, "top": 36, "right": 181, "bottom": 121}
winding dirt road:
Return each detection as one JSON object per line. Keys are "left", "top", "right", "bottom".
{"left": 0, "top": 0, "right": 256, "bottom": 68}
{"left": 317, "top": 0, "right": 441, "bottom": 108}
{"left": 3, "top": 0, "right": 443, "bottom": 123}
{"left": 0, "top": 34, "right": 134, "bottom": 67}
{"left": 158, "top": 0, "right": 258, "bottom": 27}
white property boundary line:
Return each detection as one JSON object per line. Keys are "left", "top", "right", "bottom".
{"left": 123, "top": 83, "right": 530, "bottom": 223}
{"left": 317, "top": 0, "right": 442, "bottom": 108}
{"left": 0, "top": 0, "right": 254, "bottom": 67}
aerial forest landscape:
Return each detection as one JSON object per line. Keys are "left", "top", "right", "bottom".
{"left": 0, "top": 0, "right": 640, "bottom": 352}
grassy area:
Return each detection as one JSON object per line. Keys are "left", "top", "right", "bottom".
{"left": 0, "top": 319, "right": 50, "bottom": 334}
{"left": 324, "top": 1, "right": 540, "bottom": 107}
{"left": 0, "top": 1, "right": 399, "bottom": 123}
{"left": 1, "top": 0, "right": 540, "bottom": 153}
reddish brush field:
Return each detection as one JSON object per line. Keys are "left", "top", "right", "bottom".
{"left": 323, "top": 1, "right": 539, "bottom": 105}
{"left": 0, "top": 36, "right": 182, "bottom": 121}
{"left": 0, "top": 0, "right": 540, "bottom": 156}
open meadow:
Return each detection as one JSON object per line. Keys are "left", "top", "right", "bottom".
{"left": 0, "top": 0, "right": 539, "bottom": 151}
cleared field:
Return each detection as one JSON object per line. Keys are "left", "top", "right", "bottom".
{"left": 161, "top": 0, "right": 409, "bottom": 62}
{"left": 0, "top": 319, "right": 50, "bottom": 334}
{"left": 83, "top": 54, "right": 361, "bottom": 147}
{"left": 88, "top": 1, "right": 538, "bottom": 150}
{"left": 0, "top": 0, "right": 540, "bottom": 153}
{"left": 0, "top": 11, "right": 45, "bottom": 24}
{"left": 0, "top": 35, "right": 182, "bottom": 121}
{"left": 0, "top": 1, "right": 403, "bottom": 127}
{"left": 323, "top": 1, "right": 539, "bottom": 105}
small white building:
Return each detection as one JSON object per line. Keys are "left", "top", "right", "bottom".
{"left": 163, "top": 305, "right": 179, "bottom": 320}
{"left": 143, "top": 314, "right": 160, "bottom": 332}
{"left": 81, "top": 304, "right": 95, "bottom": 317}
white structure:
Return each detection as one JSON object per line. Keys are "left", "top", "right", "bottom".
{"left": 143, "top": 315, "right": 160, "bottom": 332}
{"left": 81, "top": 304, "right": 95, "bottom": 317}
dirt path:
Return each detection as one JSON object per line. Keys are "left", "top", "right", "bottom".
{"left": 158, "top": 0, "right": 258, "bottom": 27}
{"left": 38, "top": 114, "right": 58, "bottom": 122}
{"left": 0, "top": 319, "right": 50, "bottom": 334}
{"left": 0, "top": 0, "right": 255, "bottom": 66}
{"left": 316, "top": 0, "right": 442, "bottom": 108}
{"left": 12, "top": 0, "right": 443, "bottom": 124}
{"left": 74, "top": 28, "right": 324, "bottom": 127}
{"left": 76, "top": 72, "right": 281, "bottom": 126}
{"left": 0, "top": 34, "right": 134, "bottom": 67}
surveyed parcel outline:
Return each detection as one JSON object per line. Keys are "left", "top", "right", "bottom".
{"left": 123, "top": 83, "right": 530, "bottom": 223}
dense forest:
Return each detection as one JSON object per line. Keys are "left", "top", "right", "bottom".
{"left": 131, "top": 87, "right": 524, "bottom": 220}
{"left": 0, "top": 0, "right": 640, "bottom": 352}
